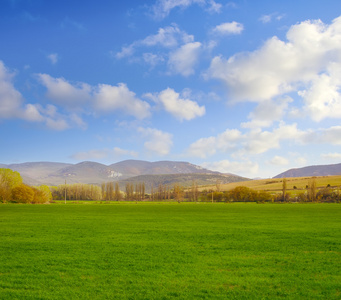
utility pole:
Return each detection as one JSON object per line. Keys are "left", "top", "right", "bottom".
{"left": 65, "top": 180, "right": 67, "bottom": 204}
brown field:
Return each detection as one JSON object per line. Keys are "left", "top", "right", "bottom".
{"left": 199, "top": 175, "right": 341, "bottom": 196}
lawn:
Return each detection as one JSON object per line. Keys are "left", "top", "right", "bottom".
{"left": 0, "top": 203, "right": 340, "bottom": 299}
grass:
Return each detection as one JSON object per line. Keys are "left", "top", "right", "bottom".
{"left": 0, "top": 203, "right": 340, "bottom": 299}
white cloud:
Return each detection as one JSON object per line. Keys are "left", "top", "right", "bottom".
{"left": 142, "top": 24, "right": 194, "bottom": 47}
{"left": 45, "top": 118, "right": 69, "bottom": 131}
{"left": 212, "top": 21, "right": 244, "bottom": 35}
{"left": 244, "top": 123, "right": 304, "bottom": 155}
{"left": 207, "top": 15, "right": 341, "bottom": 118}
{"left": 150, "top": 0, "right": 217, "bottom": 20}
{"left": 37, "top": 74, "right": 92, "bottom": 109}
{"left": 188, "top": 122, "right": 305, "bottom": 158}
{"left": 138, "top": 127, "right": 173, "bottom": 156}
{"left": 94, "top": 83, "right": 151, "bottom": 119}
{"left": 321, "top": 152, "right": 341, "bottom": 160}
{"left": 115, "top": 45, "right": 135, "bottom": 59}
{"left": 0, "top": 61, "right": 23, "bottom": 118}
{"left": 168, "top": 42, "right": 202, "bottom": 76}
{"left": 319, "top": 126, "right": 341, "bottom": 145}
{"left": 187, "top": 128, "right": 242, "bottom": 158}
{"left": 207, "top": 0, "right": 222, "bottom": 13}
{"left": 21, "top": 104, "right": 44, "bottom": 122}
{"left": 143, "top": 53, "right": 165, "bottom": 68}
{"left": 37, "top": 74, "right": 151, "bottom": 120}
{"left": 116, "top": 24, "right": 193, "bottom": 60}
{"left": 268, "top": 155, "right": 289, "bottom": 166}
{"left": 201, "top": 160, "right": 259, "bottom": 177}
{"left": 259, "top": 13, "right": 284, "bottom": 24}
{"left": 47, "top": 53, "right": 58, "bottom": 65}
{"left": 156, "top": 87, "right": 205, "bottom": 121}
{"left": 0, "top": 61, "right": 75, "bottom": 130}
{"left": 241, "top": 96, "right": 293, "bottom": 128}
{"left": 299, "top": 63, "right": 341, "bottom": 121}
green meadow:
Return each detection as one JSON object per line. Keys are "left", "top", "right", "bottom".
{"left": 0, "top": 203, "right": 340, "bottom": 299}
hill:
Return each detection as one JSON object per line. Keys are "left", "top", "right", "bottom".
{"left": 0, "top": 160, "right": 243, "bottom": 186}
{"left": 274, "top": 163, "right": 341, "bottom": 178}
{"left": 117, "top": 173, "right": 249, "bottom": 193}
{"left": 212, "top": 175, "right": 341, "bottom": 196}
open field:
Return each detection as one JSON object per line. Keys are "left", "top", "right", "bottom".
{"left": 208, "top": 175, "right": 341, "bottom": 195}
{"left": 0, "top": 203, "right": 340, "bottom": 299}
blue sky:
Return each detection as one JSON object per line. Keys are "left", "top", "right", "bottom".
{"left": 1, "top": 0, "right": 341, "bottom": 178}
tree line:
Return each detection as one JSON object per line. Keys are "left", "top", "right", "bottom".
{"left": 0, "top": 168, "right": 51, "bottom": 203}
{"left": 2, "top": 167, "right": 340, "bottom": 203}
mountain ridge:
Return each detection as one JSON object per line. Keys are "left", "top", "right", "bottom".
{"left": 0, "top": 160, "right": 229, "bottom": 186}
{"left": 273, "top": 162, "right": 341, "bottom": 178}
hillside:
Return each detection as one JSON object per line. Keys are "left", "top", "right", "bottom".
{"left": 274, "top": 163, "right": 341, "bottom": 178}
{"left": 209, "top": 175, "right": 341, "bottom": 195}
{"left": 117, "top": 173, "right": 249, "bottom": 193}
{"left": 0, "top": 160, "right": 233, "bottom": 186}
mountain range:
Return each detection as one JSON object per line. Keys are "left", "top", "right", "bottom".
{"left": 273, "top": 163, "right": 341, "bottom": 178}
{"left": 1, "top": 160, "right": 240, "bottom": 186}
{"left": 2, "top": 160, "right": 341, "bottom": 187}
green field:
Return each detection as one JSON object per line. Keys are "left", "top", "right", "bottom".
{"left": 0, "top": 203, "right": 340, "bottom": 299}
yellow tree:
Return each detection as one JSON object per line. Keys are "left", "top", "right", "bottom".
{"left": 308, "top": 177, "right": 317, "bottom": 202}
{"left": 0, "top": 168, "right": 23, "bottom": 202}
{"left": 173, "top": 183, "right": 184, "bottom": 203}
{"left": 11, "top": 184, "right": 34, "bottom": 203}
{"left": 282, "top": 178, "right": 287, "bottom": 202}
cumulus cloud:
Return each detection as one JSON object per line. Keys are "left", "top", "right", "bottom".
{"left": 259, "top": 13, "right": 284, "bottom": 24}
{"left": 207, "top": 15, "right": 341, "bottom": 123}
{"left": 37, "top": 74, "right": 92, "bottom": 109}
{"left": 187, "top": 123, "right": 305, "bottom": 158}
{"left": 241, "top": 96, "right": 292, "bottom": 128}
{"left": 201, "top": 160, "right": 259, "bottom": 177}
{"left": 47, "top": 53, "right": 58, "bottom": 65}
{"left": 212, "top": 21, "right": 244, "bottom": 35}
{"left": 143, "top": 53, "right": 165, "bottom": 68}
{"left": 141, "top": 24, "right": 194, "bottom": 47}
{"left": 150, "top": 0, "right": 221, "bottom": 20}
{"left": 154, "top": 87, "right": 205, "bottom": 121}
{"left": 187, "top": 128, "right": 242, "bottom": 158}
{"left": 138, "top": 127, "right": 173, "bottom": 156}
{"left": 299, "top": 63, "right": 341, "bottom": 121}
{"left": 206, "top": 0, "right": 222, "bottom": 13}
{"left": 38, "top": 74, "right": 151, "bottom": 120}
{"left": 268, "top": 155, "right": 289, "bottom": 166}
{"left": 0, "top": 61, "right": 76, "bottom": 130}
{"left": 115, "top": 24, "right": 193, "bottom": 60}
{"left": 168, "top": 42, "right": 202, "bottom": 76}
{"left": 0, "top": 61, "right": 24, "bottom": 119}
{"left": 94, "top": 83, "right": 151, "bottom": 119}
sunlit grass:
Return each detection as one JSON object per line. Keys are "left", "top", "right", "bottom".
{"left": 213, "top": 175, "right": 341, "bottom": 194}
{"left": 0, "top": 203, "right": 340, "bottom": 299}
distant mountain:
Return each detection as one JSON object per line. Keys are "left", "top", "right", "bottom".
{"left": 0, "top": 160, "right": 240, "bottom": 186}
{"left": 117, "top": 173, "right": 249, "bottom": 193}
{"left": 273, "top": 163, "right": 341, "bottom": 178}
{"left": 109, "top": 160, "right": 213, "bottom": 177}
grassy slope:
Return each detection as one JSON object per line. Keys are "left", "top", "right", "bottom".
{"left": 0, "top": 204, "right": 340, "bottom": 299}
{"left": 210, "top": 175, "right": 341, "bottom": 195}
